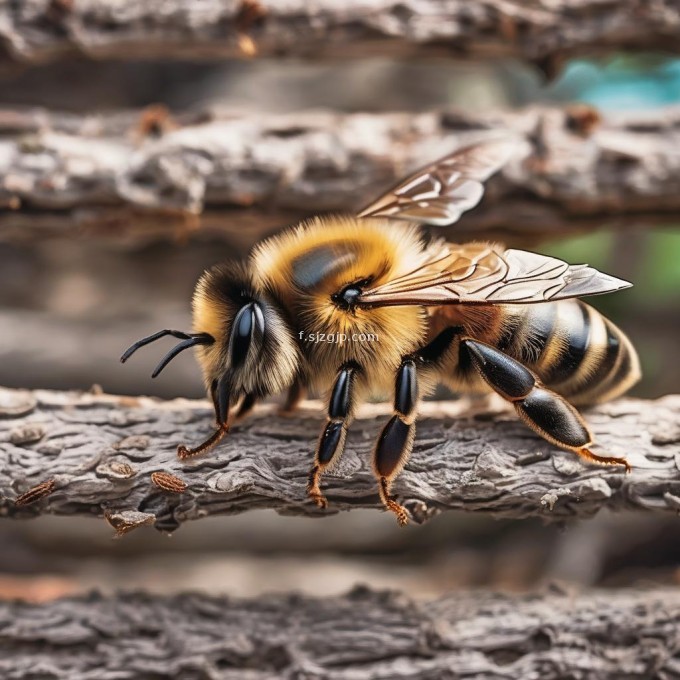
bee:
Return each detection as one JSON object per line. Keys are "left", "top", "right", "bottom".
{"left": 121, "top": 137, "right": 640, "bottom": 525}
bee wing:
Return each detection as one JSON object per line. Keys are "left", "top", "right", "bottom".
{"left": 358, "top": 245, "right": 632, "bottom": 306}
{"left": 357, "top": 136, "right": 518, "bottom": 226}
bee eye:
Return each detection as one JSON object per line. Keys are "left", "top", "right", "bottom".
{"left": 230, "top": 301, "right": 265, "bottom": 368}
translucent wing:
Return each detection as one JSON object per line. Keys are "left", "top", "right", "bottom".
{"left": 357, "top": 136, "right": 518, "bottom": 226}
{"left": 358, "top": 244, "right": 632, "bottom": 307}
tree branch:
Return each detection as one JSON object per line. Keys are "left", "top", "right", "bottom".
{"left": 0, "top": 587, "right": 679, "bottom": 678}
{"left": 1, "top": 0, "right": 679, "bottom": 73}
{"left": 2, "top": 105, "right": 680, "bottom": 245}
{"left": 1, "top": 387, "right": 678, "bottom": 530}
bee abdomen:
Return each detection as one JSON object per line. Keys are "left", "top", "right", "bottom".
{"left": 436, "top": 300, "right": 639, "bottom": 403}
{"left": 524, "top": 301, "right": 640, "bottom": 405}
{"left": 560, "top": 313, "right": 640, "bottom": 405}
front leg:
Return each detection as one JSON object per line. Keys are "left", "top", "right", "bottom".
{"left": 308, "top": 362, "right": 361, "bottom": 509}
{"left": 177, "top": 375, "right": 230, "bottom": 459}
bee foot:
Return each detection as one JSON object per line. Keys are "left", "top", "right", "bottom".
{"left": 578, "top": 447, "right": 631, "bottom": 473}
{"left": 378, "top": 477, "right": 409, "bottom": 526}
{"left": 306, "top": 464, "right": 329, "bottom": 508}
{"left": 385, "top": 499, "right": 410, "bottom": 527}
{"left": 309, "top": 492, "right": 328, "bottom": 509}
{"left": 177, "top": 425, "right": 228, "bottom": 460}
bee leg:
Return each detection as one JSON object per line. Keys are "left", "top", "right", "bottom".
{"left": 233, "top": 392, "right": 258, "bottom": 422}
{"left": 279, "top": 379, "right": 307, "bottom": 416}
{"left": 462, "top": 339, "right": 631, "bottom": 471}
{"left": 373, "top": 358, "right": 418, "bottom": 527}
{"left": 308, "top": 362, "right": 361, "bottom": 509}
{"left": 178, "top": 375, "right": 230, "bottom": 460}
{"left": 371, "top": 328, "right": 463, "bottom": 526}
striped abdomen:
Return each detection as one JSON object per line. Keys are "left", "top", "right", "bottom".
{"left": 495, "top": 300, "right": 640, "bottom": 405}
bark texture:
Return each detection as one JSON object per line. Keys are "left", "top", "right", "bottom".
{"left": 1, "top": 387, "right": 678, "bottom": 531}
{"left": 1, "top": 0, "right": 679, "bottom": 71}
{"left": 2, "top": 105, "right": 680, "bottom": 245}
{"left": 0, "top": 587, "right": 679, "bottom": 679}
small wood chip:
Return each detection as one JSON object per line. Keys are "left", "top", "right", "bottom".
{"left": 15, "top": 479, "right": 55, "bottom": 507}
{"left": 9, "top": 424, "right": 45, "bottom": 445}
{"left": 96, "top": 460, "right": 136, "bottom": 481}
{"left": 151, "top": 471, "right": 188, "bottom": 493}
{"left": 104, "top": 510, "right": 156, "bottom": 537}
{"left": 0, "top": 388, "right": 37, "bottom": 419}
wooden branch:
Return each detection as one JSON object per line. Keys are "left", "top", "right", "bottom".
{"left": 2, "top": 104, "right": 680, "bottom": 246}
{"left": 1, "top": 587, "right": 679, "bottom": 678}
{"left": 1, "top": 0, "right": 679, "bottom": 73}
{"left": 1, "top": 387, "right": 678, "bottom": 530}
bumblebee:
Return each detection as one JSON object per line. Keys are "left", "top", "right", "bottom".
{"left": 122, "top": 137, "right": 640, "bottom": 525}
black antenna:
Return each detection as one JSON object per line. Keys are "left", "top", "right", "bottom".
{"left": 120, "top": 329, "right": 214, "bottom": 377}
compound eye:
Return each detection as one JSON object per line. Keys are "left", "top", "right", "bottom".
{"left": 230, "top": 302, "right": 265, "bottom": 368}
{"left": 332, "top": 285, "right": 362, "bottom": 310}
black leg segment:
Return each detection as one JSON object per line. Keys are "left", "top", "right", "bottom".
{"left": 395, "top": 359, "right": 418, "bottom": 418}
{"left": 516, "top": 388, "right": 590, "bottom": 449}
{"left": 374, "top": 415, "right": 415, "bottom": 479}
{"left": 308, "top": 363, "right": 361, "bottom": 509}
{"left": 371, "top": 356, "right": 424, "bottom": 527}
{"left": 234, "top": 392, "right": 258, "bottom": 422}
{"left": 462, "top": 339, "right": 535, "bottom": 400}
{"left": 177, "top": 372, "right": 231, "bottom": 460}
{"left": 462, "top": 336, "right": 630, "bottom": 471}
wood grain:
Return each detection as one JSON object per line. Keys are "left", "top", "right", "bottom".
{"left": 1, "top": 387, "right": 678, "bottom": 530}
{"left": 2, "top": 105, "right": 680, "bottom": 245}
{"left": 0, "top": 587, "right": 678, "bottom": 678}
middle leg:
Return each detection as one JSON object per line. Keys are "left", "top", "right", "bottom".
{"left": 308, "top": 362, "right": 361, "bottom": 509}
{"left": 372, "top": 327, "right": 461, "bottom": 525}
{"left": 373, "top": 357, "right": 418, "bottom": 526}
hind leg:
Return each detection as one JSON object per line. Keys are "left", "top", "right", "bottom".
{"left": 461, "top": 338, "right": 630, "bottom": 471}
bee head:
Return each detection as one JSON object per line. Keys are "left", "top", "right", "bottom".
{"left": 191, "top": 262, "right": 301, "bottom": 422}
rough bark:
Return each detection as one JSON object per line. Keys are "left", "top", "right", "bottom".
{"left": 0, "top": 587, "right": 679, "bottom": 679}
{"left": 1, "top": 387, "right": 678, "bottom": 531}
{"left": 2, "top": 104, "right": 680, "bottom": 245}
{"left": 1, "top": 0, "right": 679, "bottom": 73}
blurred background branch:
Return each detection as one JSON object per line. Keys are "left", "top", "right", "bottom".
{"left": 0, "top": 587, "right": 678, "bottom": 679}
{"left": 2, "top": 0, "right": 679, "bottom": 76}
{"left": 1, "top": 387, "right": 678, "bottom": 530}
{"left": 2, "top": 105, "right": 680, "bottom": 244}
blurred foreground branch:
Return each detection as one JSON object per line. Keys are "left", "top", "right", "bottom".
{"left": 1, "top": 0, "right": 679, "bottom": 73}
{"left": 0, "top": 587, "right": 678, "bottom": 679}
{"left": 2, "top": 105, "right": 680, "bottom": 245}
{"left": 1, "top": 387, "right": 678, "bottom": 530}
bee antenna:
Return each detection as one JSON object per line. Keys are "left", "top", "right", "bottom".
{"left": 150, "top": 333, "right": 214, "bottom": 378}
{"left": 120, "top": 329, "right": 214, "bottom": 370}
{"left": 121, "top": 329, "right": 191, "bottom": 363}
